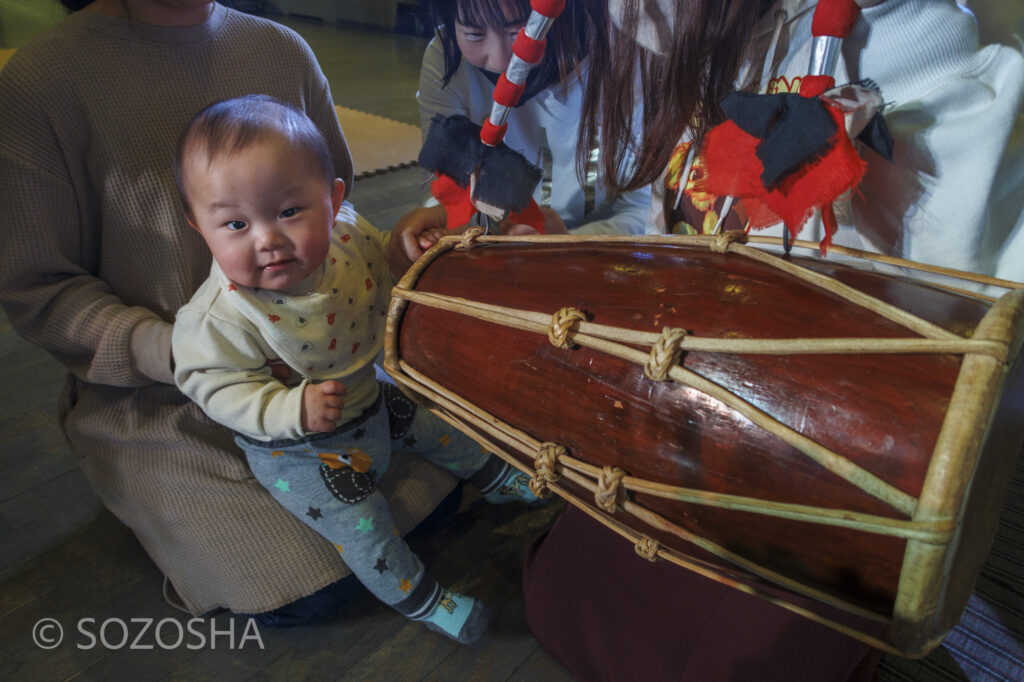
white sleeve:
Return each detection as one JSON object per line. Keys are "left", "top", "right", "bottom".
{"left": 825, "top": 2, "right": 1024, "bottom": 283}
{"left": 571, "top": 185, "right": 654, "bottom": 236}
{"left": 994, "top": 123, "right": 1024, "bottom": 283}
{"left": 173, "top": 306, "right": 307, "bottom": 442}
{"left": 852, "top": 50, "right": 1024, "bottom": 280}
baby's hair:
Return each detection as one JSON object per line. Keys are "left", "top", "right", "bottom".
{"left": 174, "top": 94, "right": 334, "bottom": 215}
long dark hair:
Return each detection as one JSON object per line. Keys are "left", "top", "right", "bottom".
{"left": 427, "top": 0, "right": 589, "bottom": 93}
{"left": 577, "top": 0, "right": 773, "bottom": 193}
{"left": 58, "top": 0, "right": 92, "bottom": 10}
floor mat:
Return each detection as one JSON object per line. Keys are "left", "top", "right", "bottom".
{"left": 335, "top": 105, "right": 422, "bottom": 180}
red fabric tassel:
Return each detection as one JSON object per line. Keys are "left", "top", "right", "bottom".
{"left": 507, "top": 199, "right": 547, "bottom": 234}
{"left": 739, "top": 198, "right": 783, "bottom": 231}
{"left": 760, "top": 103, "right": 864, "bottom": 231}
{"left": 430, "top": 174, "right": 476, "bottom": 230}
{"left": 699, "top": 121, "right": 766, "bottom": 197}
{"left": 819, "top": 202, "right": 839, "bottom": 255}
{"left": 702, "top": 103, "right": 865, "bottom": 238}
{"left": 811, "top": 0, "right": 860, "bottom": 38}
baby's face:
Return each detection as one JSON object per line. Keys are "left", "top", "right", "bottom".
{"left": 184, "top": 139, "right": 342, "bottom": 290}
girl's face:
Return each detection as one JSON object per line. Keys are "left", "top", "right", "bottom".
{"left": 454, "top": 7, "right": 528, "bottom": 73}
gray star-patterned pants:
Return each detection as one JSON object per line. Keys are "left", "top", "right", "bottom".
{"left": 236, "top": 381, "right": 505, "bottom": 618}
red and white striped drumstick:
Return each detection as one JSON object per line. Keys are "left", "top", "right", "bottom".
{"left": 480, "top": 0, "right": 566, "bottom": 148}
{"left": 804, "top": 0, "right": 860, "bottom": 93}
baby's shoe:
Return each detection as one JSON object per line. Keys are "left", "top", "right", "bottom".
{"left": 474, "top": 459, "right": 543, "bottom": 506}
{"left": 420, "top": 589, "right": 492, "bottom": 644}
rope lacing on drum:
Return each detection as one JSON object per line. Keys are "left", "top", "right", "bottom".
{"left": 645, "top": 327, "right": 688, "bottom": 381}
{"left": 596, "top": 466, "right": 626, "bottom": 513}
{"left": 711, "top": 230, "right": 746, "bottom": 253}
{"left": 529, "top": 442, "right": 564, "bottom": 498}
{"left": 455, "top": 226, "right": 486, "bottom": 249}
{"left": 634, "top": 536, "right": 660, "bottom": 562}
{"left": 549, "top": 307, "right": 586, "bottom": 349}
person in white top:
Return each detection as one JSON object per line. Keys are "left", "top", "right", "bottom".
{"left": 521, "top": 0, "right": 1024, "bottom": 678}
{"left": 390, "top": 0, "right": 650, "bottom": 266}
{"left": 584, "top": 0, "right": 1024, "bottom": 285}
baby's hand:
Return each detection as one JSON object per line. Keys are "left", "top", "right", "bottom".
{"left": 302, "top": 380, "right": 347, "bottom": 433}
{"left": 387, "top": 205, "right": 447, "bottom": 276}
{"left": 416, "top": 225, "right": 446, "bottom": 251}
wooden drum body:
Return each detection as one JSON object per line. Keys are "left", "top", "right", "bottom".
{"left": 383, "top": 232, "right": 1024, "bottom": 657}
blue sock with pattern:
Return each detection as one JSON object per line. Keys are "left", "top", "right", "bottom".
{"left": 421, "top": 590, "right": 491, "bottom": 644}
{"left": 471, "top": 458, "right": 542, "bottom": 506}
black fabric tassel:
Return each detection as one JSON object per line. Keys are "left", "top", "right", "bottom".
{"left": 722, "top": 91, "right": 838, "bottom": 189}
{"left": 857, "top": 113, "right": 894, "bottom": 162}
{"left": 476, "top": 144, "right": 543, "bottom": 213}
{"left": 418, "top": 114, "right": 485, "bottom": 186}
{"left": 418, "top": 113, "right": 542, "bottom": 214}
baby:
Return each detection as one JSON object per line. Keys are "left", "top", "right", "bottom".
{"left": 171, "top": 94, "right": 536, "bottom": 643}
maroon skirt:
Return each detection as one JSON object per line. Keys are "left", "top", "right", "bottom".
{"left": 523, "top": 504, "right": 883, "bottom": 682}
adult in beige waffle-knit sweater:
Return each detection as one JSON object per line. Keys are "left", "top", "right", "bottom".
{"left": 0, "top": 0, "right": 456, "bottom": 617}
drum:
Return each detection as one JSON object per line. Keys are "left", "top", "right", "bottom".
{"left": 383, "top": 230, "right": 1024, "bottom": 657}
